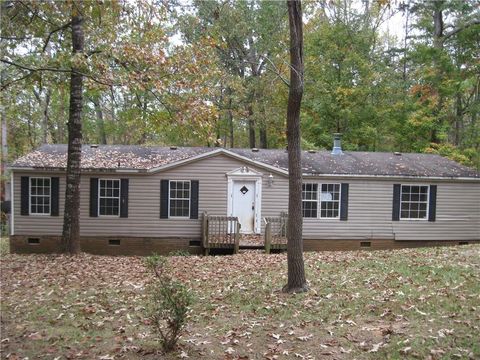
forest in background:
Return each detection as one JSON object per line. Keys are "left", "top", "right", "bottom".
{"left": 1, "top": 0, "right": 479, "bottom": 168}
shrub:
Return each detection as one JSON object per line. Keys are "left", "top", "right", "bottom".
{"left": 145, "top": 255, "right": 193, "bottom": 353}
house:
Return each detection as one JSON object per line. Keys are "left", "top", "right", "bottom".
{"left": 8, "top": 139, "right": 480, "bottom": 255}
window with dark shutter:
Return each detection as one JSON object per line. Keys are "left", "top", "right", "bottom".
{"left": 340, "top": 183, "right": 349, "bottom": 221}
{"left": 98, "top": 179, "right": 120, "bottom": 216}
{"left": 190, "top": 180, "right": 199, "bottom": 219}
{"left": 160, "top": 179, "right": 169, "bottom": 218}
{"left": 169, "top": 180, "right": 190, "bottom": 217}
{"left": 29, "top": 177, "right": 51, "bottom": 215}
{"left": 392, "top": 184, "right": 401, "bottom": 221}
{"left": 90, "top": 178, "right": 99, "bottom": 217}
{"left": 120, "top": 179, "right": 129, "bottom": 218}
{"left": 428, "top": 185, "right": 437, "bottom": 222}
{"left": 51, "top": 177, "right": 60, "bottom": 216}
{"left": 21, "top": 176, "right": 29, "bottom": 216}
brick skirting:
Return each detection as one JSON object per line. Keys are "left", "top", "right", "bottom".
{"left": 9, "top": 235, "right": 203, "bottom": 256}
{"left": 9, "top": 235, "right": 479, "bottom": 255}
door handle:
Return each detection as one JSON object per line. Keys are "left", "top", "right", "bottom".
{"left": 252, "top": 202, "right": 255, "bottom": 210}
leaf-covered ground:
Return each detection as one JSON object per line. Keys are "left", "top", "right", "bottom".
{"left": 1, "top": 244, "right": 479, "bottom": 359}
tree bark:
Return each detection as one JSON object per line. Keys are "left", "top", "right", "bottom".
{"left": 91, "top": 95, "right": 107, "bottom": 144}
{"left": 430, "top": 1, "right": 445, "bottom": 144}
{"left": 248, "top": 104, "right": 255, "bottom": 148}
{"left": 259, "top": 122, "right": 268, "bottom": 149}
{"left": 283, "top": 0, "right": 307, "bottom": 294}
{"left": 61, "top": 4, "right": 84, "bottom": 255}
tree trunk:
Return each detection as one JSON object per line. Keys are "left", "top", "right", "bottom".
{"left": 283, "top": 0, "right": 307, "bottom": 294}
{"left": 61, "top": 4, "right": 84, "bottom": 255}
{"left": 431, "top": 1, "right": 444, "bottom": 144}
{"left": 1, "top": 69, "right": 9, "bottom": 209}
{"left": 33, "top": 89, "right": 52, "bottom": 144}
{"left": 248, "top": 104, "right": 255, "bottom": 148}
{"left": 454, "top": 93, "right": 462, "bottom": 146}
{"left": 259, "top": 122, "right": 268, "bottom": 149}
{"left": 91, "top": 95, "right": 107, "bottom": 144}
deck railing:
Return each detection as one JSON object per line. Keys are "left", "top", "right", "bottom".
{"left": 264, "top": 212, "right": 288, "bottom": 254}
{"left": 202, "top": 213, "right": 241, "bottom": 255}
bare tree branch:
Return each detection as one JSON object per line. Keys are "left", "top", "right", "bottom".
{"left": 443, "top": 19, "right": 480, "bottom": 40}
{"left": 42, "top": 21, "right": 72, "bottom": 52}
{"left": 1, "top": 58, "right": 114, "bottom": 87}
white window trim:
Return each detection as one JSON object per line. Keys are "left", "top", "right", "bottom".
{"left": 319, "top": 183, "right": 341, "bottom": 219}
{"left": 302, "top": 182, "right": 341, "bottom": 219}
{"left": 168, "top": 180, "right": 191, "bottom": 219}
{"left": 302, "top": 182, "right": 319, "bottom": 219}
{"left": 98, "top": 178, "right": 121, "bottom": 217}
{"left": 399, "top": 184, "right": 430, "bottom": 221}
{"left": 29, "top": 177, "right": 51, "bottom": 216}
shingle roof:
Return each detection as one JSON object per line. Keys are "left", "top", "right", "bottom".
{"left": 11, "top": 144, "right": 480, "bottom": 179}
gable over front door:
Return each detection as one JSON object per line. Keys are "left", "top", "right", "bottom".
{"left": 227, "top": 166, "right": 262, "bottom": 234}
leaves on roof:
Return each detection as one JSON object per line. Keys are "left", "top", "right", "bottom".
{"left": 11, "top": 144, "right": 480, "bottom": 178}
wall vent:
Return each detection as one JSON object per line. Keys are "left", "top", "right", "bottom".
{"left": 108, "top": 239, "right": 121, "bottom": 246}
{"left": 27, "top": 238, "right": 40, "bottom": 245}
{"left": 189, "top": 240, "right": 201, "bottom": 247}
{"left": 459, "top": 241, "right": 469, "bottom": 245}
{"left": 360, "top": 241, "right": 371, "bottom": 248}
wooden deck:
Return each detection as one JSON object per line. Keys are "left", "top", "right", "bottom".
{"left": 201, "top": 213, "right": 288, "bottom": 254}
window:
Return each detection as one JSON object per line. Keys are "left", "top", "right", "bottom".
{"left": 169, "top": 180, "right": 190, "bottom": 217}
{"left": 302, "top": 183, "right": 318, "bottom": 218}
{"left": 99, "top": 179, "right": 120, "bottom": 216}
{"left": 30, "top": 177, "right": 51, "bottom": 215}
{"left": 400, "top": 185, "right": 429, "bottom": 220}
{"left": 302, "top": 183, "right": 342, "bottom": 219}
{"left": 320, "top": 183, "right": 340, "bottom": 218}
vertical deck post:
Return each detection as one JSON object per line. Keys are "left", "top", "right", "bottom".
{"left": 234, "top": 221, "right": 240, "bottom": 254}
{"left": 265, "top": 221, "right": 271, "bottom": 254}
{"left": 202, "top": 212, "right": 209, "bottom": 256}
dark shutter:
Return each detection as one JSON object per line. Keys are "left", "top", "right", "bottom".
{"left": 120, "top": 178, "right": 129, "bottom": 218}
{"left": 190, "top": 180, "right": 199, "bottom": 219}
{"left": 160, "top": 179, "right": 169, "bottom": 218}
{"left": 428, "top": 185, "right": 437, "bottom": 222}
{"left": 51, "top": 177, "right": 60, "bottom": 216}
{"left": 21, "top": 176, "right": 29, "bottom": 216}
{"left": 340, "top": 183, "right": 349, "bottom": 221}
{"left": 392, "top": 184, "right": 401, "bottom": 221}
{"left": 90, "top": 178, "right": 99, "bottom": 217}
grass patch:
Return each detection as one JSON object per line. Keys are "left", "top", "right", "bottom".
{"left": 1, "top": 245, "right": 479, "bottom": 358}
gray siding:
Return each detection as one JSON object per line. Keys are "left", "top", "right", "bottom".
{"left": 302, "top": 180, "right": 480, "bottom": 241}
{"left": 13, "top": 154, "right": 286, "bottom": 237}
{"left": 12, "top": 153, "right": 480, "bottom": 241}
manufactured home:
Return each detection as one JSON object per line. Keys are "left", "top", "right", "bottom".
{"left": 8, "top": 141, "right": 480, "bottom": 255}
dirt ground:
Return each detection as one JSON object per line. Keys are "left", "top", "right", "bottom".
{"left": 1, "top": 244, "right": 479, "bottom": 359}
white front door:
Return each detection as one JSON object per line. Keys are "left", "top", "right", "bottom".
{"left": 232, "top": 180, "right": 256, "bottom": 233}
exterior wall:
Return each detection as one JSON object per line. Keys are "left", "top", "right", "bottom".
{"left": 11, "top": 153, "right": 480, "bottom": 251}
{"left": 12, "top": 154, "right": 287, "bottom": 238}
{"left": 301, "top": 179, "right": 480, "bottom": 241}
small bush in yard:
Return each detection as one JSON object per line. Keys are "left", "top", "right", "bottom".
{"left": 145, "top": 254, "right": 193, "bottom": 353}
